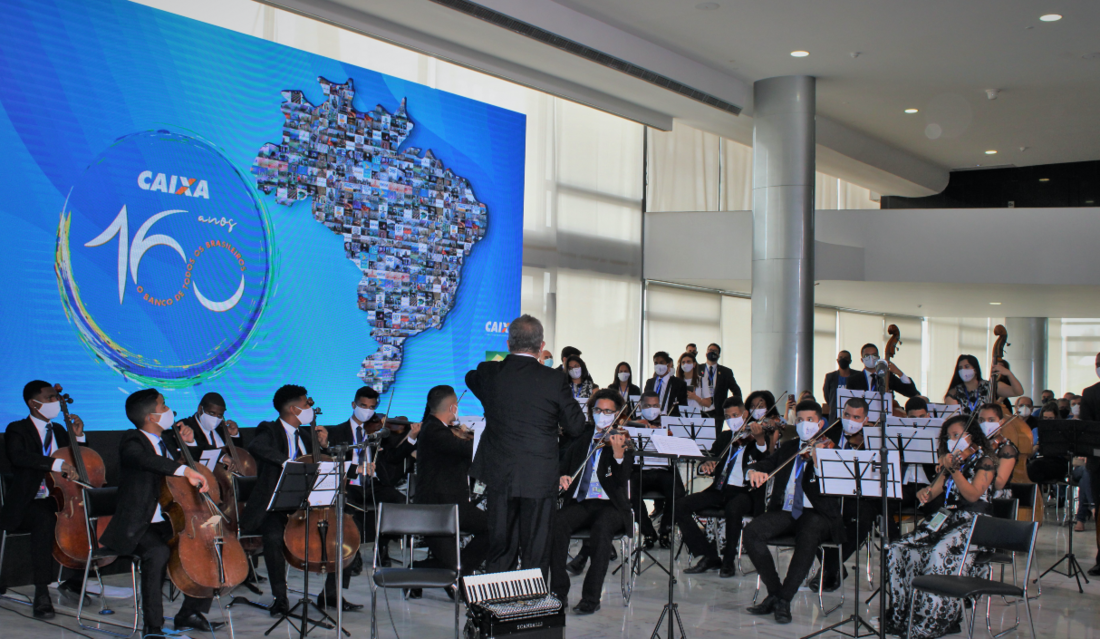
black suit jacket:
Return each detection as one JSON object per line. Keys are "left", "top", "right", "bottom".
{"left": 822, "top": 370, "right": 858, "bottom": 421}
{"left": 559, "top": 423, "right": 635, "bottom": 534}
{"left": 326, "top": 419, "right": 416, "bottom": 487}
{"left": 179, "top": 415, "right": 242, "bottom": 456}
{"left": 415, "top": 415, "right": 473, "bottom": 504}
{"left": 240, "top": 419, "right": 317, "bottom": 533}
{"left": 642, "top": 375, "right": 687, "bottom": 417}
{"left": 704, "top": 429, "right": 769, "bottom": 513}
{"left": 749, "top": 439, "right": 844, "bottom": 542}
{"left": 0, "top": 418, "right": 72, "bottom": 531}
{"left": 99, "top": 429, "right": 186, "bottom": 555}
{"left": 701, "top": 364, "right": 741, "bottom": 434}
{"left": 845, "top": 367, "right": 920, "bottom": 398}
{"left": 1079, "top": 382, "right": 1100, "bottom": 422}
{"left": 467, "top": 354, "right": 587, "bottom": 498}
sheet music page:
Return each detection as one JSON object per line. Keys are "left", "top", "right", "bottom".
{"left": 199, "top": 448, "right": 222, "bottom": 471}
{"left": 307, "top": 461, "right": 351, "bottom": 507}
{"left": 649, "top": 434, "right": 706, "bottom": 458}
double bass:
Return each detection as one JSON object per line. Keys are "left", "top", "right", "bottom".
{"left": 212, "top": 420, "right": 260, "bottom": 552}
{"left": 283, "top": 399, "right": 360, "bottom": 574}
{"left": 47, "top": 384, "right": 114, "bottom": 569}
{"left": 883, "top": 324, "right": 907, "bottom": 417}
{"left": 161, "top": 420, "right": 249, "bottom": 597}
{"left": 988, "top": 324, "right": 1039, "bottom": 519}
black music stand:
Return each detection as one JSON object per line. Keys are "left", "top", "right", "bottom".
{"left": 264, "top": 461, "right": 339, "bottom": 638}
{"left": 1034, "top": 420, "right": 1100, "bottom": 593}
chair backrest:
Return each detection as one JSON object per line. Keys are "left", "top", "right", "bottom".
{"left": 85, "top": 487, "right": 119, "bottom": 520}
{"left": 377, "top": 503, "right": 458, "bottom": 537}
{"left": 968, "top": 515, "right": 1037, "bottom": 555}
{"left": 234, "top": 475, "right": 259, "bottom": 502}
{"left": 990, "top": 497, "right": 1019, "bottom": 520}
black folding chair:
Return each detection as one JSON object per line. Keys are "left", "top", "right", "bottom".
{"left": 76, "top": 487, "right": 142, "bottom": 638}
{"left": 0, "top": 473, "right": 34, "bottom": 605}
{"left": 906, "top": 515, "right": 1038, "bottom": 639}
{"left": 370, "top": 503, "right": 460, "bottom": 639}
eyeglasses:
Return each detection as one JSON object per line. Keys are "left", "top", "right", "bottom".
{"left": 592, "top": 408, "right": 618, "bottom": 416}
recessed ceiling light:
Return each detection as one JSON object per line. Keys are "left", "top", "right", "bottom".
{"left": 1040, "top": 14, "right": 1062, "bottom": 22}
{"left": 904, "top": 108, "right": 919, "bottom": 114}
{"left": 985, "top": 150, "right": 997, "bottom": 155}
{"left": 1039, "top": 178, "right": 1050, "bottom": 182}
{"left": 989, "top": 302, "right": 1002, "bottom": 306}
{"left": 790, "top": 50, "right": 809, "bottom": 58}
{"left": 695, "top": 2, "right": 720, "bottom": 9}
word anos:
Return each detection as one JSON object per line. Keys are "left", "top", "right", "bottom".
{"left": 138, "top": 171, "right": 210, "bottom": 198}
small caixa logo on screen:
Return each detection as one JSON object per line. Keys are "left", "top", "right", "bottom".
{"left": 55, "top": 130, "right": 272, "bottom": 386}
{"left": 484, "top": 320, "right": 511, "bottom": 334}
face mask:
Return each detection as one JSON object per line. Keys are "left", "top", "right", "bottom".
{"left": 1017, "top": 406, "right": 1031, "bottom": 418}
{"left": 1071, "top": 404, "right": 1081, "bottom": 416}
{"left": 838, "top": 357, "right": 851, "bottom": 369}
{"left": 354, "top": 406, "right": 375, "bottom": 423}
{"left": 594, "top": 412, "right": 615, "bottom": 428}
{"left": 958, "top": 368, "right": 975, "bottom": 383}
{"left": 296, "top": 405, "right": 315, "bottom": 425}
{"left": 796, "top": 420, "right": 820, "bottom": 441}
{"left": 681, "top": 363, "right": 694, "bottom": 373}
{"left": 654, "top": 364, "right": 668, "bottom": 377}
{"left": 842, "top": 419, "right": 864, "bottom": 436}
{"left": 198, "top": 411, "right": 222, "bottom": 432}
{"left": 706, "top": 351, "right": 719, "bottom": 363}
{"left": 862, "top": 355, "right": 878, "bottom": 369}
{"left": 544, "top": 358, "right": 554, "bottom": 368}
{"left": 618, "top": 372, "right": 630, "bottom": 382}
{"left": 37, "top": 400, "right": 61, "bottom": 420}
{"left": 751, "top": 408, "right": 766, "bottom": 421}
{"left": 980, "top": 421, "right": 1001, "bottom": 438}
{"left": 641, "top": 407, "right": 661, "bottom": 421}
{"left": 156, "top": 408, "right": 174, "bottom": 430}
{"left": 948, "top": 436, "right": 968, "bottom": 453}
{"left": 725, "top": 415, "right": 744, "bottom": 432}
{"left": 568, "top": 367, "right": 582, "bottom": 380}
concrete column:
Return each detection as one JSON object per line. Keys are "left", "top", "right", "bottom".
{"left": 751, "top": 76, "right": 816, "bottom": 396}
{"left": 1005, "top": 317, "right": 1047, "bottom": 400}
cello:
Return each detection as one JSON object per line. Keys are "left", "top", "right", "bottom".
{"left": 161, "top": 420, "right": 249, "bottom": 597}
{"left": 282, "top": 399, "right": 360, "bottom": 574}
{"left": 883, "top": 324, "right": 907, "bottom": 417}
{"left": 214, "top": 419, "right": 261, "bottom": 552}
{"left": 47, "top": 384, "right": 114, "bottom": 569}
{"left": 988, "top": 324, "right": 1038, "bottom": 518}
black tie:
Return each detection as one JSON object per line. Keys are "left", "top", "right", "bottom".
{"left": 158, "top": 439, "right": 168, "bottom": 458}
{"left": 356, "top": 425, "right": 364, "bottom": 444}
{"left": 42, "top": 426, "right": 53, "bottom": 454}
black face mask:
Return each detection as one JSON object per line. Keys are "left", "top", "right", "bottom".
{"left": 837, "top": 357, "right": 851, "bottom": 370}
{"left": 706, "top": 351, "right": 719, "bottom": 363}
{"left": 1059, "top": 408, "right": 1071, "bottom": 419}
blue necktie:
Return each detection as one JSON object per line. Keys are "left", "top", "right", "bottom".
{"left": 655, "top": 377, "right": 663, "bottom": 396}
{"left": 41, "top": 427, "right": 53, "bottom": 455}
{"left": 575, "top": 441, "right": 598, "bottom": 501}
{"left": 717, "top": 446, "right": 744, "bottom": 490}
{"left": 789, "top": 457, "right": 806, "bottom": 520}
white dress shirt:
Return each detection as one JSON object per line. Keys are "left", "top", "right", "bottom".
{"left": 30, "top": 414, "right": 83, "bottom": 474}
{"left": 281, "top": 419, "right": 303, "bottom": 464}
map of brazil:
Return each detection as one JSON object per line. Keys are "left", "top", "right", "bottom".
{"left": 251, "top": 77, "right": 488, "bottom": 392}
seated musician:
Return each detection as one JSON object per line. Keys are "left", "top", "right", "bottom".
{"left": 626, "top": 391, "right": 684, "bottom": 549}
{"left": 0, "top": 380, "right": 89, "bottom": 619}
{"left": 745, "top": 389, "right": 779, "bottom": 425}
{"left": 976, "top": 402, "right": 1019, "bottom": 494}
{"left": 551, "top": 389, "right": 633, "bottom": 615}
{"left": 743, "top": 400, "right": 844, "bottom": 625}
{"left": 678, "top": 396, "right": 771, "bottom": 577}
{"left": 99, "top": 389, "right": 219, "bottom": 636}
{"left": 178, "top": 392, "right": 241, "bottom": 459}
{"left": 412, "top": 385, "right": 488, "bottom": 596}
{"left": 239, "top": 385, "right": 332, "bottom": 617}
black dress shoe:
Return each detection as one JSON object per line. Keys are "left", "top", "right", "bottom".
{"left": 747, "top": 594, "right": 778, "bottom": 615}
{"left": 269, "top": 597, "right": 290, "bottom": 617}
{"left": 142, "top": 626, "right": 162, "bottom": 638}
{"left": 609, "top": 546, "right": 618, "bottom": 561}
{"left": 773, "top": 598, "right": 792, "bottom": 624}
{"left": 684, "top": 556, "right": 722, "bottom": 574}
{"left": 573, "top": 599, "right": 601, "bottom": 615}
{"left": 1088, "top": 564, "right": 1100, "bottom": 577}
{"left": 174, "top": 611, "right": 225, "bottom": 632}
{"left": 378, "top": 544, "right": 393, "bottom": 568}
{"left": 33, "top": 593, "right": 56, "bottom": 620}
{"left": 317, "top": 594, "right": 364, "bottom": 611}
{"left": 349, "top": 551, "right": 364, "bottom": 577}
{"left": 719, "top": 558, "right": 737, "bottom": 578}
{"left": 641, "top": 536, "right": 657, "bottom": 550}
{"left": 566, "top": 554, "right": 589, "bottom": 576}
{"left": 404, "top": 589, "right": 423, "bottom": 599}
{"left": 57, "top": 580, "right": 92, "bottom": 606}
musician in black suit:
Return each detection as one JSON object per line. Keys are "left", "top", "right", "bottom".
{"left": 679, "top": 396, "right": 771, "bottom": 577}
{"left": 177, "top": 392, "right": 241, "bottom": 457}
{"left": 466, "top": 315, "right": 587, "bottom": 575}
{"left": 414, "top": 385, "right": 488, "bottom": 586}
{"left": 742, "top": 400, "right": 844, "bottom": 625}
{"left": 551, "top": 389, "right": 634, "bottom": 615}
{"left": 625, "top": 392, "right": 684, "bottom": 547}
{"left": 822, "top": 350, "right": 855, "bottom": 421}
{"left": 642, "top": 351, "right": 687, "bottom": 417}
{"left": 700, "top": 344, "right": 742, "bottom": 427}
{"left": 98, "top": 389, "right": 219, "bottom": 636}
{"left": 1078, "top": 352, "right": 1100, "bottom": 575}
{"left": 240, "top": 385, "right": 339, "bottom": 616}
{"left": 0, "top": 381, "right": 90, "bottom": 618}
{"left": 846, "top": 343, "right": 920, "bottom": 398}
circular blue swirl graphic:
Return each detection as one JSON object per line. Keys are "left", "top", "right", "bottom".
{"left": 56, "top": 130, "right": 272, "bottom": 385}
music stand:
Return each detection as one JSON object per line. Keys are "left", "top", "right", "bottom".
{"left": 1033, "top": 420, "right": 1100, "bottom": 593}
{"left": 264, "top": 461, "right": 340, "bottom": 638}
{"left": 803, "top": 449, "right": 902, "bottom": 639}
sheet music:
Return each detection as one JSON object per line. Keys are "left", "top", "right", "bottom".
{"left": 863, "top": 426, "right": 940, "bottom": 464}
{"left": 648, "top": 434, "right": 706, "bottom": 458}
{"left": 199, "top": 448, "right": 222, "bottom": 471}
{"left": 815, "top": 449, "right": 902, "bottom": 499}
{"left": 886, "top": 416, "right": 945, "bottom": 428}
{"left": 308, "top": 461, "right": 354, "bottom": 507}
{"left": 836, "top": 389, "right": 892, "bottom": 422}
{"left": 459, "top": 416, "right": 486, "bottom": 457}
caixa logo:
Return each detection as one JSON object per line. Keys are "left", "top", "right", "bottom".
{"left": 55, "top": 130, "right": 272, "bottom": 386}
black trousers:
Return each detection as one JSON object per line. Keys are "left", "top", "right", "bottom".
{"left": 674, "top": 488, "right": 754, "bottom": 561}
{"left": 743, "top": 509, "right": 831, "bottom": 602}
{"left": 483, "top": 485, "right": 554, "bottom": 576}
{"left": 418, "top": 499, "right": 489, "bottom": 576}
{"left": 133, "top": 521, "right": 211, "bottom": 628}
{"left": 550, "top": 500, "right": 625, "bottom": 605}
{"left": 823, "top": 497, "right": 877, "bottom": 577}
{"left": 347, "top": 481, "right": 406, "bottom": 542}
{"left": 629, "top": 467, "right": 685, "bottom": 538}
{"left": 12, "top": 499, "right": 57, "bottom": 587}
{"left": 260, "top": 511, "right": 356, "bottom": 603}
{"left": 1089, "top": 458, "right": 1100, "bottom": 563}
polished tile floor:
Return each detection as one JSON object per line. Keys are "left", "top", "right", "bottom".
{"left": 2, "top": 516, "right": 1097, "bottom": 639}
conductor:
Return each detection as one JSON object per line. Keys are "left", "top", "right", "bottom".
{"left": 467, "top": 315, "right": 587, "bottom": 575}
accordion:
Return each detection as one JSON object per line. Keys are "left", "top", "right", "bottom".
{"left": 462, "top": 569, "right": 564, "bottom": 639}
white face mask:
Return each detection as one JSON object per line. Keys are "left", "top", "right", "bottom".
{"left": 156, "top": 408, "right": 174, "bottom": 430}
{"left": 842, "top": 419, "right": 864, "bottom": 436}
{"left": 37, "top": 400, "right": 61, "bottom": 421}
{"left": 681, "top": 362, "right": 694, "bottom": 373}
{"left": 796, "top": 420, "right": 820, "bottom": 441}
{"left": 958, "top": 368, "right": 975, "bottom": 383}
{"left": 654, "top": 364, "right": 668, "bottom": 377}
{"left": 594, "top": 412, "right": 615, "bottom": 429}
{"left": 725, "top": 415, "right": 745, "bottom": 432}
{"left": 1017, "top": 406, "right": 1032, "bottom": 418}
{"left": 198, "top": 411, "right": 222, "bottom": 432}
{"left": 568, "top": 367, "right": 582, "bottom": 380}
{"left": 354, "top": 406, "right": 376, "bottom": 423}
{"left": 641, "top": 407, "right": 661, "bottom": 421}
{"left": 618, "top": 372, "right": 630, "bottom": 382}
{"left": 980, "top": 421, "right": 1001, "bottom": 438}
{"left": 1071, "top": 404, "right": 1081, "bottom": 416}
{"left": 751, "top": 408, "right": 766, "bottom": 421}
{"left": 862, "top": 355, "right": 878, "bottom": 369}
{"left": 948, "top": 435, "right": 968, "bottom": 453}
{"left": 296, "top": 405, "right": 315, "bottom": 425}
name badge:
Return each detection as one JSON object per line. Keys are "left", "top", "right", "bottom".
{"left": 35, "top": 480, "right": 50, "bottom": 499}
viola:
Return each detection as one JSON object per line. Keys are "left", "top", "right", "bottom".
{"left": 47, "top": 384, "right": 115, "bottom": 570}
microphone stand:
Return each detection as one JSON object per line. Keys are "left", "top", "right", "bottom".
{"left": 876, "top": 366, "right": 889, "bottom": 639}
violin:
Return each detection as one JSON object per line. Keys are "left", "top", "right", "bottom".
{"left": 162, "top": 419, "right": 248, "bottom": 597}
{"left": 919, "top": 441, "right": 980, "bottom": 504}
{"left": 47, "top": 384, "right": 115, "bottom": 570}
{"left": 283, "top": 398, "right": 360, "bottom": 574}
